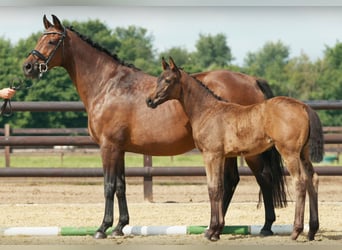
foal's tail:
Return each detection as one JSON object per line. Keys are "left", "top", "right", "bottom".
{"left": 308, "top": 107, "right": 324, "bottom": 162}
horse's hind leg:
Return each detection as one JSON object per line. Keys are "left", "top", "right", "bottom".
{"left": 307, "top": 171, "right": 319, "bottom": 241}
{"left": 222, "top": 158, "right": 240, "bottom": 217}
{"left": 302, "top": 148, "right": 319, "bottom": 241}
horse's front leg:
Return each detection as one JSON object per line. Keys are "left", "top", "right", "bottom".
{"left": 203, "top": 152, "right": 225, "bottom": 241}
{"left": 111, "top": 160, "right": 129, "bottom": 236}
{"left": 245, "top": 154, "right": 276, "bottom": 236}
{"left": 94, "top": 146, "right": 126, "bottom": 239}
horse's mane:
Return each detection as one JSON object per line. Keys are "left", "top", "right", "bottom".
{"left": 67, "top": 26, "right": 140, "bottom": 71}
{"left": 187, "top": 71, "right": 228, "bottom": 102}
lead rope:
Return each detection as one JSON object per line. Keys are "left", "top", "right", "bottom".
{"left": 0, "top": 78, "right": 32, "bottom": 117}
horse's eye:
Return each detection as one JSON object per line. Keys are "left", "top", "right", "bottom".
{"left": 48, "top": 40, "right": 57, "bottom": 45}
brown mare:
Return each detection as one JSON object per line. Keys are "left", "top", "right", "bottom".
{"left": 146, "top": 57, "right": 324, "bottom": 241}
{"left": 22, "top": 15, "right": 287, "bottom": 239}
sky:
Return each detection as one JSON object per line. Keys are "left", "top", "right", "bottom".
{"left": 1, "top": 4, "right": 342, "bottom": 66}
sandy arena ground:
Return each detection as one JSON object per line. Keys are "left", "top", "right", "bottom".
{"left": 0, "top": 175, "right": 341, "bottom": 247}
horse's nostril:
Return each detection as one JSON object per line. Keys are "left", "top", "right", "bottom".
{"left": 23, "top": 63, "right": 32, "bottom": 74}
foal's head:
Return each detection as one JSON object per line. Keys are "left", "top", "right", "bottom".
{"left": 146, "top": 57, "right": 182, "bottom": 109}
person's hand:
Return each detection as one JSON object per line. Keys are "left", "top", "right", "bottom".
{"left": 0, "top": 88, "right": 16, "bottom": 99}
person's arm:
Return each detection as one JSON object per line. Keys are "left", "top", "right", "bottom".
{"left": 0, "top": 88, "right": 16, "bottom": 99}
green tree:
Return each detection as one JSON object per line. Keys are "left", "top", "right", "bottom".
{"left": 63, "top": 19, "right": 119, "bottom": 53}
{"left": 158, "top": 46, "right": 202, "bottom": 73}
{"left": 193, "top": 33, "right": 233, "bottom": 70}
{"left": 312, "top": 42, "right": 342, "bottom": 126}
{"left": 284, "top": 52, "right": 320, "bottom": 99}
{"left": 113, "top": 26, "right": 156, "bottom": 74}
{"left": 243, "top": 40, "right": 290, "bottom": 95}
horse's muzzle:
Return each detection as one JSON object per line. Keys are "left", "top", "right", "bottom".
{"left": 146, "top": 97, "right": 157, "bottom": 109}
{"left": 22, "top": 62, "right": 40, "bottom": 79}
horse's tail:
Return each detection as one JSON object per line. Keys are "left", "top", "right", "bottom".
{"left": 307, "top": 107, "right": 324, "bottom": 162}
{"left": 259, "top": 148, "right": 288, "bottom": 208}
{"left": 256, "top": 78, "right": 287, "bottom": 208}
{"left": 256, "top": 78, "right": 275, "bottom": 99}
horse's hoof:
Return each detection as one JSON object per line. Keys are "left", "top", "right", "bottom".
{"left": 111, "top": 229, "right": 124, "bottom": 237}
{"left": 307, "top": 231, "right": 315, "bottom": 241}
{"left": 93, "top": 231, "right": 107, "bottom": 239}
{"left": 260, "top": 229, "right": 274, "bottom": 237}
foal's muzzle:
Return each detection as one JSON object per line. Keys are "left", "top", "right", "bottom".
{"left": 146, "top": 97, "right": 158, "bottom": 109}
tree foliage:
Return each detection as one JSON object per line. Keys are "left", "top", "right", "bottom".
{"left": 194, "top": 33, "right": 233, "bottom": 70}
{"left": 0, "top": 18, "right": 340, "bottom": 128}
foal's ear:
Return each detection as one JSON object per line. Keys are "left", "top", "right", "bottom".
{"left": 43, "top": 15, "right": 53, "bottom": 29}
{"left": 161, "top": 57, "right": 170, "bottom": 70}
{"left": 52, "top": 14, "right": 64, "bottom": 31}
{"left": 169, "top": 57, "right": 179, "bottom": 72}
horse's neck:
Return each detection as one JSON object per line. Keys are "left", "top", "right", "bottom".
{"left": 63, "top": 33, "right": 126, "bottom": 110}
{"left": 179, "top": 72, "right": 218, "bottom": 123}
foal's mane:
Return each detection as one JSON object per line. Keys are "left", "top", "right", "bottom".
{"left": 67, "top": 26, "right": 140, "bottom": 70}
{"left": 186, "top": 71, "right": 228, "bottom": 102}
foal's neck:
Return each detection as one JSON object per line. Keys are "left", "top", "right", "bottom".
{"left": 179, "top": 71, "right": 223, "bottom": 123}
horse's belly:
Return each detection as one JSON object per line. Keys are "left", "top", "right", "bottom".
{"left": 126, "top": 136, "right": 195, "bottom": 156}
{"left": 127, "top": 123, "right": 195, "bottom": 156}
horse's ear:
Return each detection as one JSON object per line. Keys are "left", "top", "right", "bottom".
{"left": 52, "top": 14, "right": 64, "bottom": 31}
{"left": 169, "top": 57, "right": 179, "bottom": 72}
{"left": 43, "top": 15, "right": 52, "bottom": 29}
{"left": 161, "top": 57, "right": 170, "bottom": 70}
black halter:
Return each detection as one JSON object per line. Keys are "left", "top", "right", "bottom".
{"left": 30, "top": 27, "right": 66, "bottom": 78}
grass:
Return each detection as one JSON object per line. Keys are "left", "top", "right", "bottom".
{"left": 1, "top": 151, "right": 205, "bottom": 168}
{"left": 1, "top": 150, "right": 341, "bottom": 168}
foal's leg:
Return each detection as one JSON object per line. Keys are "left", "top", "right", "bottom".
{"left": 222, "top": 158, "right": 240, "bottom": 217}
{"left": 203, "top": 152, "right": 225, "bottom": 241}
{"left": 283, "top": 154, "right": 307, "bottom": 240}
{"left": 245, "top": 155, "right": 275, "bottom": 236}
{"left": 301, "top": 148, "right": 319, "bottom": 241}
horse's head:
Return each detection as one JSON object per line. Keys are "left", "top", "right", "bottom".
{"left": 23, "top": 15, "right": 66, "bottom": 79}
{"left": 146, "top": 57, "right": 182, "bottom": 109}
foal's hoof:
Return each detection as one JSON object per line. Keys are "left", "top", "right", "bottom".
{"left": 93, "top": 231, "right": 107, "bottom": 239}
{"left": 291, "top": 230, "right": 301, "bottom": 240}
{"left": 260, "top": 229, "right": 274, "bottom": 237}
{"left": 204, "top": 229, "right": 220, "bottom": 241}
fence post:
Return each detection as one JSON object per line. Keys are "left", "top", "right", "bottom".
{"left": 143, "top": 155, "right": 153, "bottom": 202}
{"left": 4, "top": 123, "right": 11, "bottom": 168}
